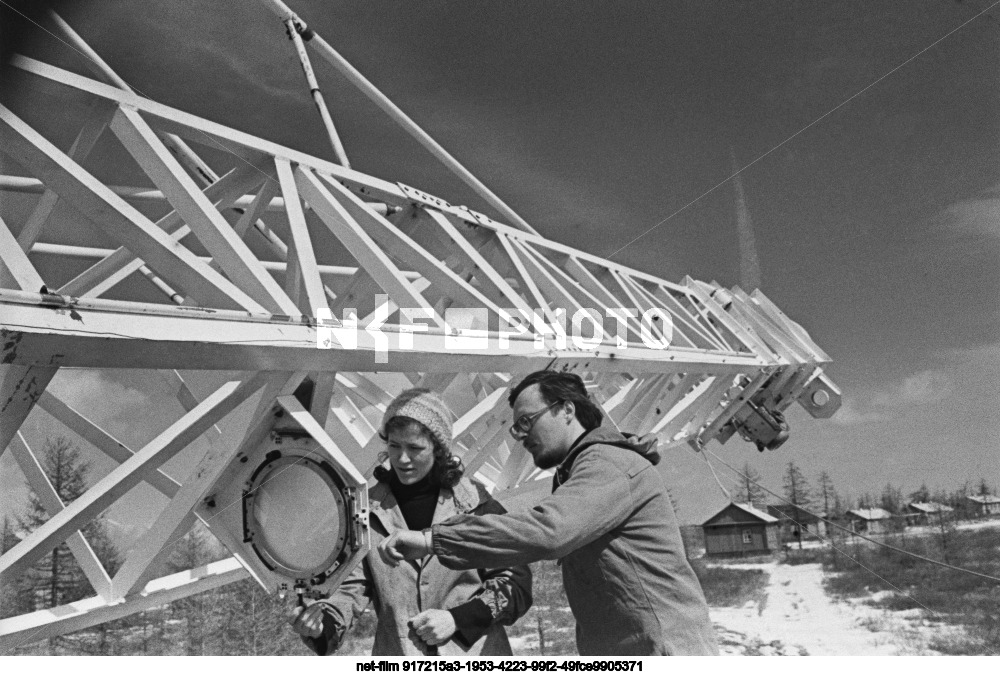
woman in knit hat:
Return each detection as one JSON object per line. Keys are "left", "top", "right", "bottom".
{"left": 290, "top": 388, "right": 533, "bottom": 656}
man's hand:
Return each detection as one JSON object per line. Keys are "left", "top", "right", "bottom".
{"left": 409, "top": 609, "right": 457, "bottom": 646}
{"left": 286, "top": 599, "right": 325, "bottom": 639}
{"left": 378, "top": 530, "right": 432, "bottom": 566}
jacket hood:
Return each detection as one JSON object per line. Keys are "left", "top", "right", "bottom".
{"left": 554, "top": 424, "right": 662, "bottom": 489}
{"left": 576, "top": 425, "right": 662, "bottom": 466}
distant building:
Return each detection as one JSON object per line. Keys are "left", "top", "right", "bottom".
{"left": 701, "top": 502, "right": 780, "bottom": 557}
{"left": 846, "top": 508, "right": 893, "bottom": 535}
{"left": 905, "top": 501, "right": 954, "bottom": 527}
{"left": 967, "top": 494, "right": 1000, "bottom": 518}
{"left": 766, "top": 504, "right": 827, "bottom": 543}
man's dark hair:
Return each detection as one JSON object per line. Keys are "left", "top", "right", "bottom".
{"left": 508, "top": 371, "right": 604, "bottom": 431}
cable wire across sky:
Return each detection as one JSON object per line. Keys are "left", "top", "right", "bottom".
{"left": 607, "top": 0, "right": 1000, "bottom": 261}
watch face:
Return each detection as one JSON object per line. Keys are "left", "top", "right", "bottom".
{"left": 252, "top": 461, "right": 344, "bottom": 572}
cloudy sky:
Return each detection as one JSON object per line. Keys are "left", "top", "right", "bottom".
{"left": 3, "top": 0, "right": 999, "bottom": 527}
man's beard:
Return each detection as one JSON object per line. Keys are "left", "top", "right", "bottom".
{"left": 532, "top": 446, "right": 569, "bottom": 470}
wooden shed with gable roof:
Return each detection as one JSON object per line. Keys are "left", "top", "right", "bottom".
{"left": 702, "top": 502, "right": 780, "bottom": 557}
{"left": 846, "top": 507, "right": 893, "bottom": 535}
{"left": 967, "top": 494, "right": 1000, "bottom": 518}
{"left": 905, "top": 501, "right": 954, "bottom": 526}
{"left": 767, "top": 503, "right": 828, "bottom": 543}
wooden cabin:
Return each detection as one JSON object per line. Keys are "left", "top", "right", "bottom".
{"left": 766, "top": 504, "right": 827, "bottom": 543}
{"left": 905, "top": 501, "right": 954, "bottom": 526}
{"left": 702, "top": 502, "right": 779, "bottom": 557}
{"left": 967, "top": 494, "right": 1000, "bottom": 518}
{"left": 846, "top": 507, "right": 893, "bottom": 535}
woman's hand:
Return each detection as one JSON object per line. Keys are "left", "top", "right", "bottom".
{"left": 286, "top": 599, "right": 326, "bottom": 639}
{"left": 408, "top": 609, "right": 457, "bottom": 646}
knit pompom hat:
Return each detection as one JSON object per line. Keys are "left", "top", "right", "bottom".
{"left": 380, "top": 388, "right": 454, "bottom": 452}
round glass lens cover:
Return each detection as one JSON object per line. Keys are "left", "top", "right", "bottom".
{"left": 252, "top": 463, "right": 342, "bottom": 572}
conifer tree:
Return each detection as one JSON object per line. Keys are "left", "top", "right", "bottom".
{"left": 975, "top": 477, "right": 991, "bottom": 496}
{"left": 816, "top": 471, "right": 838, "bottom": 516}
{"left": 215, "top": 578, "right": 310, "bottom": 654}
{"left": 736, "top": 461, "right": 767, "bottom": 509}
{"left": 15, "top": 436, "right": 121, "bottom": 653}
{"left": 781, "top": 461, "right": 813, "bottom": 509}
{"left": 0, "top": 516, "right": 31, "bottom": 619}
{"left": 165, "top": 525, "right": 223, "bottom": 654}
{"left": 880, "top": 483, "right": 903, "bottom": 515}
{"left": 780, "top": 462, "right": 814, "bottom": 549}
{"left": 908, "top": 483, "right": 931, "bottom": 504}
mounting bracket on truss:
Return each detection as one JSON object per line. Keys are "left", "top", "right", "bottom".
{"left": 199, "top": 383, "right": 369, "bottom": 599}
{"left": 716, "top": 389, "right": 791, "bottom": 452}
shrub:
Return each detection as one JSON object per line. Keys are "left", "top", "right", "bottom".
{"left": 691, "top": 561, "right": 769, "bottom": 608}
{"left": 822, "top": 527, "right": 1000, "bottom": 654}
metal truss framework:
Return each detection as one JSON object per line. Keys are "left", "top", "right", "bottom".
{"left": 0, "top": 3, "right": 839, "bottom": 649}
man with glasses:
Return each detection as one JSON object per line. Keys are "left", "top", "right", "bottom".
{"left": 379, "top": 371, "right": 718, "bottom": 656}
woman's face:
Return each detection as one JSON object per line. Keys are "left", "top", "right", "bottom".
{"left": 386, "top": 422, "right": 436, "bottom": 485}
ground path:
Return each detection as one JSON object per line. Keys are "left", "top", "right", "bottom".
{"left": 709, "top": 562, "right": 906, "bottom": 655}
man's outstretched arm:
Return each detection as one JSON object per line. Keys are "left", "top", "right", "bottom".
{"left": 379, "top": 452, "right": 634, "bottom": 569}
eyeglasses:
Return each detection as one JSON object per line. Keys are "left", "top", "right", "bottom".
{"left": 509, "top": 401, "right": 562, "bottom": 440}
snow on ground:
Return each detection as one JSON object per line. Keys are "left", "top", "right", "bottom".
{"left": 709, "top": 520, "right": 999, "bottom": 655}
{"left": 709, "top": 562, "right": 953, "bottom": 656}
{"left": 954, "top": 518, "right": 1000, "bottom": 532}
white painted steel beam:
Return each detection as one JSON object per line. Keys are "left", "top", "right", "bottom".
{"left": 0, "top": 216, "right": 45, "bottom": 292}
{"left": 494, "top": 234, "right": 568, "bottom": 340}
{"left": 0, "top": 365, "right": 58, "bottom": 456}
{"left": 0, "top": 292, "right": 771, "bottom": 374}
{"left": 30, "top": 242, "right": 421, "bottom": 281}
{"left": 15, "top": 103, "right": 111, "bottom": 251}
{"left": 0, "top": 104, "right": 265, "bottom": 313}
{"left": 0, "top": 557, "right": 248, "bottom": 650}
{"left": 258, "top": 0, "right": 538, "bottom": 236}
{"left": 275, "top": 158, "right": 327, "bottom": 315}
{"left": 284, "top": 17, "right": 351, "bottom": 168}
{"left": 109, "top": 410, "right": 254, "bottom": 599}
{"left": 512, "top": 241, "right": 604, "bottom": 341}
{"left": 110, "top": 106, "right": 299, "bottom": 316}
{"left": 316, "top": 175, "right": 506, "bottom": 318}
{"left": 276, "top": 395, "right": 365, "bottom": 485}
{"left": 681, "top": 278, "right": 774, "bottom": 357}
{"left": 106, "top": 365, "right": 281, "bottom": 599}
{"left": 35, "top": 391, "right": 181, "bottom": 498}
{"left": 9, "top": 434, "right": 114, "bottom": 601}
{"left": 614, "top": 274, "right": 677, "bottom": 347}
{"left": 560, "top": 257, "right": 647, "bottom": 345}
{"left": 0, "top": 174, "right": 396, "bottom": 215}
{"left": 424, "top": 209, "right": 536, "bottom": 318}
{"left": 5, "top": 56, "right": 704, "bottom": 298}
{"left": 521, "top": 246, "right": 616, "bottom": 330}
{"left": 57, "top": 164, "right": 274, "bottom": 299}
{"left": 295, "top": 168, "right": 444, "bottom": 324}
{"left": 0, "top": 375, "right": 268, "bottom": 585}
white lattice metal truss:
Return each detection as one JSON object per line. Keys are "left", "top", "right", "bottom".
{"left": 0, "top": 1, "right": 840, "bottom": 649}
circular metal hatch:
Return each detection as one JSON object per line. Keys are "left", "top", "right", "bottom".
{"left": 243, "top": 452, "right": 350, "bottom": 580}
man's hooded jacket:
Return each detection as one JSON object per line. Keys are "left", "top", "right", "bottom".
{"left": 431, "top": 425, "right": 719, "bottom": 656}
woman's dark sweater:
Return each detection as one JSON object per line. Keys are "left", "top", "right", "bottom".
{"left": 387, "top": 471, "right": 493, "bottom": 645}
